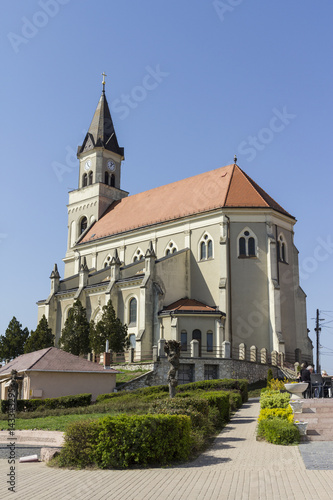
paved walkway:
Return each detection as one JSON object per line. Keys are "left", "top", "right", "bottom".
{"left": 1, "top": 399, "right": 333, "bottom": 500}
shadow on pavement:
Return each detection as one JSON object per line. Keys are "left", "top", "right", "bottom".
{"left": 229, "top": 418, "right": 256, "bottom": 425}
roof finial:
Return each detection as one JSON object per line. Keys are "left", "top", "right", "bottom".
{"left": 102, "top": 72, "right": 107, "bottom": 92}
{"left": 234, "top": 154, "right": 237, "bottom": 164}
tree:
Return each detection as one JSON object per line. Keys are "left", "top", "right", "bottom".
{"left": 0, "top": 317, "right": 29, "bottom": 361}
{"left": 24, "top": 315, "right": 54, "bottom": 354}
{"left": 90, "top": 299, "right": 130, "bottom": 355}
{"left": 59, "top": 300, "right": 90, "bottom": 356}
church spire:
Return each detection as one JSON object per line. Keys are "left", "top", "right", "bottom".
{"left": 78, "top": 77, "right": 124, "bottom": 158}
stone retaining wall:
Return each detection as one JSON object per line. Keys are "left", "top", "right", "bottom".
{"left": 110, "top": 363, "right": 154, "bottom": 372}
{"left": 117, "top": 357, "right": 279, "bottom": 391}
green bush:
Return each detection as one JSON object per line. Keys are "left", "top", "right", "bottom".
{"left": 133, "top": 385, "right": 169, "bottom": 396}
{"left": 260, "top": 390, "right": 290, "bottom": 409}
{"left": 141, "top": 391, "right": 169, "bottom": 402}
{"left": 95, "top": 392, "right": 123, "bottom": 403}
{"left": 1, "top": 394, "right": 92, "bottom": 413}
{"left": 228, "top": 391, "right": 243, "bottom": 412}
{"left": 176, "top": 379, "right": 248, "bottom": 403}
{"left": 174, "top": 390, "right": 230, "bottom": 423}
{"left": 151, "top": 397, "right": 210, "bottom": 429}
{"left": 258, "top": 407, "right": 293, "bottom": 423}
{"left": 56, "top": 419, "right": 100, "bottom": 468}
{"left": 95, "top": 385, "right": 169, "bottom": 403}
{"left": 57, "top": 413, "right": 191, "bottom": 468}
{"left": 200, "top": 391, "right": 230, "bottom": 426}
{"left": 0, "top": 402, "right": 118, "bottom": 421}
{"left": 257, "top": 417, "right": 299, "bottom": 445}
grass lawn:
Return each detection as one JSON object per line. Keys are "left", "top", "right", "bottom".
{"left": 116, "top": 368, "right": 150, "bottom": 386}
{"left": 10, "top": 412, "right": 118, "bottom": 432}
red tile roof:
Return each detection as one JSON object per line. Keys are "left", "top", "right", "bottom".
{"left": 81, "top": 164, "right": 293, "bottom": 244}
{"left": 0, "top": 348, "right": 118, "bottom": 375}
{"left": 161, "top": 298, "right": 224, "bottom": 314}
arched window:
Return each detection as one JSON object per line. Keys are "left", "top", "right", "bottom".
{"left": 181, "top": 330, "right": 187, "bottom": 351}
{"left": 110, "top": 174, "right": 115, "bottom": 187}
{"left": 80, "top": 217, "right": 87, "bottom": 234}
{"left": 207, "top": 240, "right": 213, "bottom": 259}
{"left": 104, "top": 171, "right": 109, "bottom": 185}
{"left": 129, "top": 298, "right": 137, "bottom": 325}
{"left": 165, "top": 241, "right": 178, "bottom": 256}
{"left": 200, "top": 241, "right": 206, "bottom": 260}
{"left": 199, "top": 233, "right": 213, "bottom": 261}
{"left": 88, "top": 171, "right": 93, "bottom": 185}
{"left": 248, "top": 237, "right": 255, "bottom": 256}
{"left": 207, "top": 331, "right": 213, "bottom": 352}
{"left": 133, "top": 248, "right": 144, "bottom": 262}
{"left": 277, "top": 234, "right": 288, "bottom": 263}
{"left": 238, "top": 229, "right": 257, "bottom": 258}
{"left": 83, "top": 173, "right": 88, "bottom": 187}
{"left": 239, "top": 237, "right": 246, "bottom": 256}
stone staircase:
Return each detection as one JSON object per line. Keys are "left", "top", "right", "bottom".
{"left": 278, "top": 366, "right": 298, "bottom": 380}
{"left": 297, "top": 398, "right": 333, "bottom": 441}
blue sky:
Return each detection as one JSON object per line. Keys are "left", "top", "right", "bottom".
{"left": 1, "top": 1, "right": 332, "bottom": 371}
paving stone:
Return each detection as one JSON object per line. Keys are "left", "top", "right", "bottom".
{"left": 0, "top": 398, "right": 333, "bottom": 500}
{"left": 299, "top": 442, "right": 333, "bottom": 470}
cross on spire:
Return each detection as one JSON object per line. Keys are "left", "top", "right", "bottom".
{"left": 102, "top": 72, "right": 107, "bottom": 92}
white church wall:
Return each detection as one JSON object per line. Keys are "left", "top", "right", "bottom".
{"left": 190, "top": 223, "right": 221, "bottom": 306}
{"left": 155, "top": 250, "right": 189, "bottom": 306}
{"left": 230, "top": 221, "right": 270, "bottom": 351}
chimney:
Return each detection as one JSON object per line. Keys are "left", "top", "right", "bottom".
{"left": 103, "top": 341, "right": 111, "bottom": 369}
{"left": 103, "top": 352, "right": 111, "bottom": 369}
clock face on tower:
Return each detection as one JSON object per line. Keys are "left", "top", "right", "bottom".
{"left": 107, "top": 160, "right": 116, "bottom": 171}
{"left": 84, "top": 160, "right": 91, "bottom": 171}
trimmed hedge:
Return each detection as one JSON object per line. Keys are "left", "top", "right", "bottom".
{"left": 95, "top": 392, "right": 130, "bottom": 403}
{"left": 0, "top": 394, "right": 92, "bottom": 413}
{"left": 95, "top": 385, "right": 169, "bottom": 403}
{"left": 159, "top": 390, "right": 230, "bottom": 428}
{"left": 228, "top": 391, "right": 243, "bottom": 412}
{"left": 176, "top": 379, "right": 248, "bottom": 403}
{"left": 96, "top": 380, "right": 247, "bottom": 404}
{"left": 57, "top": 413, "right": 191, "bottom": 468}
{"left": 150, "top": 397, "right": 210, "bottom": 429}
{"left": 258, "top": 407, "right": 293, "bottom": 423}
{"left": 257, "top": 417, "right": 299, "bottom": 445}
{"left": 260, "top": 390, "right": 290, "bottom": 409}
{"left": 201, "top": 391, "right": 230, "bottom": 426}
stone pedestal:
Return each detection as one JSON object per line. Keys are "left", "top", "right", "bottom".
{"left": 222, "top": 341, "right": 231, "bottom": 359}
{"left": 158, "top": 339, "right": 166, "bottom": 358}
{"left": 191, "top": 339, "right": 199, "bottom": 358}
{"left": 289, "top": 400, "right": 303, "bottom": 414}
{"left": 295, "top": 421, "right": 308, "bottom": 436}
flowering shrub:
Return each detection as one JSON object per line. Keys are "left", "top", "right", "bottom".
{"left": 260, "top": 390, "right": 290, "bottom": 409}
{"left": 258, "top": 407, "right": 293, "bottom": 423}
{"left": 267, "top": 378, "right": 289, "bottom": 391}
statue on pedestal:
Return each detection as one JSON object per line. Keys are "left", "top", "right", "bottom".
{"left": 164, "top": 340, "right": 181, "bottom": 398}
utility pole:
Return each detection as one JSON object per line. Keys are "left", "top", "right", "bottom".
{"left": 314, "top": 309, "right": 323, "bottom": 374}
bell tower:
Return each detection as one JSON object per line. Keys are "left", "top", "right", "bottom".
{"left": 66, "top": 75, "right": 128, "bottom": 255}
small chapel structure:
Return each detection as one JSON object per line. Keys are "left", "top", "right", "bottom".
{"left": 37, "top": 81, "right": 313, "bottom": 368}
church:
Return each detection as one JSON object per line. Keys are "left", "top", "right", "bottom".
{"left": 37, "top": 81, "right": 313, "bottom": 367}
